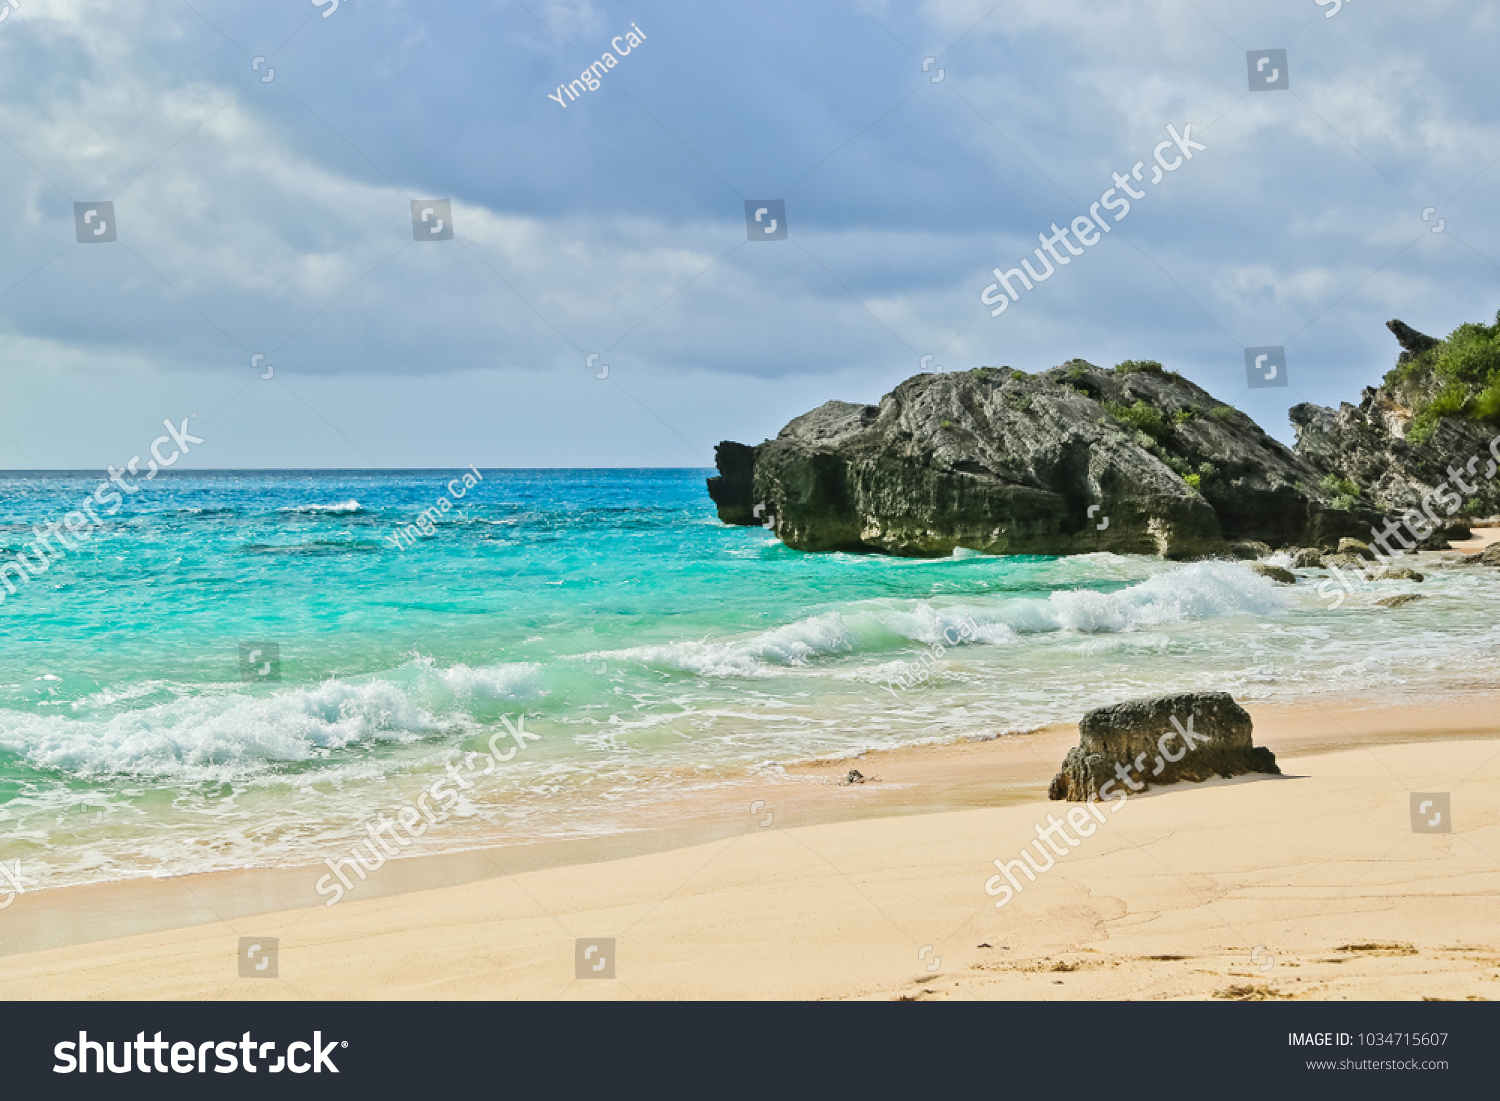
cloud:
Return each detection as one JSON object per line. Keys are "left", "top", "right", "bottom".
{"left": 0, "top": 0, "right": 1496, "bottom": 465}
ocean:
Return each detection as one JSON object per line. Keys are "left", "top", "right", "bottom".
{"left": 0, "top": 467, "right": 1493, "bottom": 892}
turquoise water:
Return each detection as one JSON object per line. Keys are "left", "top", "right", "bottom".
{"left": 1, "top": 468, "right": 1496, "bottom": 889}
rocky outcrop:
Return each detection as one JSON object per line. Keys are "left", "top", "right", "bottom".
{"left": 1290, "top": 319, "right": 1500, "bottom": 518}
{"left": 1464, "top": 543, "right": 1500, "bottom": 567}
{"left": 708, "top": 362, "right": 1371, "bottom": 557}
{"left": 706, "top": 441, "right": 756, "bottom": 526}
{"left": 1419, "top": 520, "right": 1471, "bottom": 549}
{"left": 1047, "top": 692, "right": 1280, "bottom": 802}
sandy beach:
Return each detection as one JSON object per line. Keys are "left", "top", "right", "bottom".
{"left": 3, "top": 694, "right": 1497, "bottom": 1002}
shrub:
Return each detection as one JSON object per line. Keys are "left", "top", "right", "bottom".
{"left": 1115, "top": 359, "right": 1164, "bottom": 375}
{"left": 1408, "top": 381, "right": 1468, "bottom": 445}
{"left": 1320, "top": 474, "right": 1361, "bottom": 511}
{"left": 1320, "top": 474, "right": 1360, "bottom": 500}
{"left": 1184, "top": 473, "right": 1201, "bottom": 490}
{"left": 1208, "top": 405, "right": 1236, "bottom": 421}
{"left": 1104, "top": 399, "right": 1169, "bottom": 442}
{"left": 1172, "top": 407, "right": 1196, "bottom": 424}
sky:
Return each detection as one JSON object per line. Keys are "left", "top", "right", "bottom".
{"left": 0, "top": 0, "right": 1497, "bottom": 469}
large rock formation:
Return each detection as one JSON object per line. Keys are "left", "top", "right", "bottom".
{"left": 708, "top": 361, "right": 1371, "bottom": 557}
{"left": 1047, "top": 692, "right": 1280, "bottom": 802}
{"left": 705, "top": 441, "right": 755, "bottom": 526}
{"left": 1291, "top": 318, "right": 1500, "bottom": 517}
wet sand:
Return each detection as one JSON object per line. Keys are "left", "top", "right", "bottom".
{"left": 1, "top": 695, "right": 1497, "bottom": 1000}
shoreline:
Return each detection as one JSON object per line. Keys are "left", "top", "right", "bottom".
{"left": 3, "top": 691, "right": 1499, "bottom": 999}
{"left": 9, "top": 533, "right": 1497, "bottom": 904}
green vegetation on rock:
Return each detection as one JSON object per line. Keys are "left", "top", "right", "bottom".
{"left": 1385, "top": 310, "right": 1500, "bottom": 445}
{"left": 1104, "top": 399, "right": 1168, "bottom": 442}
{"left": 1320, "top": 474, "right": 1362, "bottom": 511}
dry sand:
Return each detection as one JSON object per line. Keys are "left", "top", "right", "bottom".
{"left": 2, "top": 697, "right": 1497, "bottom": 1001}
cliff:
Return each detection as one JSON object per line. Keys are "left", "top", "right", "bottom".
{"left": 1289, "top": 317, "right": 1500, "bottom": 518}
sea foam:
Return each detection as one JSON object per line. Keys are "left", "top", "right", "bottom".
{"left": 596, "top": 560, "right": 1284, "bottom": 677}
{"left": 0, "top": 658, "right": 543, "bottom": 781}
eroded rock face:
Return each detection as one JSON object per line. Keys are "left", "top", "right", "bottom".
{"left": 709, "top": 363, "right": 1368, "bottom": 557}
{"left": 1047, "top": 692, "right": 1280, "bottom": 802}
{"left": 706, "top": 441, "right": 756, "bottom": 526}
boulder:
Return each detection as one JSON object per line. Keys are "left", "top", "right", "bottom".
{"left": 1321, "top": 553, "right": 1365, "bottom": 570}
{"left": 1249, "top": 562, "right": 1295, "bottom": 584}
{"left": 1337, "top": 537, "right": 1376, "bottom": 560}
{"left": 1464, "top": 543, "right": 1500, "bottom": 567}
{"left": 1047, "top": 692, "right": 1280, "bottom": 802}
{"left": 1290, "top": 548, "right": 1324, "bottom": 568}
{"left": 1375, "top": 593, "right": 1425, "bottom": 608}
{"left": 1231, "top": 540, "right": 1273, "bottom": 560}
{"left": 1418, "top": 520, "right": 1470, "bottom": 550}
{"left": 1368, "top": 565, "right": 1424, "bottom": 582}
